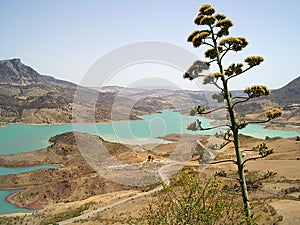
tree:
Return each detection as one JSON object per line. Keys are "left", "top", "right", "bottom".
{"left": 184, "top": 4, "right": 282, "bottom": 221}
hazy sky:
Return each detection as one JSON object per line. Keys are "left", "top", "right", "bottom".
{"left": 1, "top": 0, "right": 299, "bottom": 90}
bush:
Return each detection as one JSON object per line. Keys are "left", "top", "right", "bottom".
{"left": 129, "top": 169, "right": 245, "bottom": 225}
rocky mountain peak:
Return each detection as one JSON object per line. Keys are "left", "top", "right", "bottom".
{"left": 0, "top": 58, "right": 45, "bottom": 85}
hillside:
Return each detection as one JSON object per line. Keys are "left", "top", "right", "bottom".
{"left": 96, "top": 86, "right": 212, "bottom": 115}
{"left": 0, "top": 59, "right": 175, "bottom": 125}
{"left": 270, "top": 76, "right": 300, "bottom": 105}
{"left": 233, "top": 76, "right": 300, "bottom": 130}
{"left": 0, "top": 59, "right": 92, "bottom": 124}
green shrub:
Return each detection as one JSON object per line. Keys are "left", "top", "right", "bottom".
{"left": 129, "top": 169, "right": 245, "bottom": 225}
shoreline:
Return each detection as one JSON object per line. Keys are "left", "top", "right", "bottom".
{"left": 0, "top": 115, "right": 146, "bottom": 127}
{"left": 0, "top": 163, "right": 63, "bottom": 169}
{"left": 1, "top": 121, "right": 299, "bottom": 132}
{"left": 4, "top": 187, "right": 41, "bottom": 211}
{"left": 1, "top": 108, "right": 299, "bottom": 133}
{"left": 5, "top": 189, "right": 41, "bottom": 211}
{"left": 264, "top": 124, "right": 300, "bottom": 132}
{"left": 0, "top": 109, "right": 162, "bottom": 128}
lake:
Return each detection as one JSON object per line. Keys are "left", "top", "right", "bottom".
{"left": 0, "top": 111, "right": 214, "bottom": 154}
{"left": 0, "top": 110, "right": 299, "bottom": 214}
{"left": 1, "top": 110, "right": 298, "bottom": 155}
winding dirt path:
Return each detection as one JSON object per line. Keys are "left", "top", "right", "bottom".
{"left": 57, "top": 161, "right": 183, "bottom": 225}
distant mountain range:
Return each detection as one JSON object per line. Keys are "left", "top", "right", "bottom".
{"left": 0, "top": 58, "right": 299, "bottom": 125}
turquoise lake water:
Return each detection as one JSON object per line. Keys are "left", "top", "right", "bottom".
{"left": 1, "top": 110, "right": 298, "bottom": 155}
{"left": 0, "top": 164, "right": 61, "bottom": 176}
{"left": 0, "top": 164, "right": 60, "bottom": 215}
{"left": 0, "top": 189, "right": 38, "bottom": 215}
{"left": 0, "top": 110, "right": 215, "bottom": 154}
{"left": 0, "top": 110, "right": 299, "bottom": 214}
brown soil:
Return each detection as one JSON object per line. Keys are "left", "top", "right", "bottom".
{"left": 0, "top": 133, "right": 299, "bottom": 225}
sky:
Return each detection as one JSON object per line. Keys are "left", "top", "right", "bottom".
{"left": 1, "top": 0, "right": 299, "bottom": 90}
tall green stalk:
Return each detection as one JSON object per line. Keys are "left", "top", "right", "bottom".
{"left": 185, "top": 4, "right": 281, "bottom": 220}
{"left": 213, "top": 37, "right": 251, "bottom": 218}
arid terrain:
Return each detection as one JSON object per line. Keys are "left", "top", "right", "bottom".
{"left": 0, "top": 132, "right": 299, "bottom": 225}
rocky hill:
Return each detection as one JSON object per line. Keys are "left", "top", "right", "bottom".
{"left": 0, "top": 59, "right": 117, "bottom": 124}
